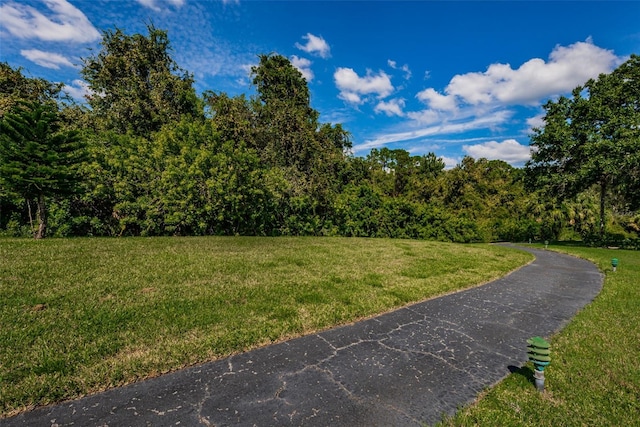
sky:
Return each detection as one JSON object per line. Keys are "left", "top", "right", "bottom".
{"left": 1, "top": 1, "right": 639, "bottom": 168}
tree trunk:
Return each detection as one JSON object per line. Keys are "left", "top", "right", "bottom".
{"left": 35, "top": 193, "right": 46, "bottom": 239}
{"left": 599, "top": 179, "right": 606, "bottom": 242}
{"left": 26, "top": 199, "right": 35, "bottom": 237}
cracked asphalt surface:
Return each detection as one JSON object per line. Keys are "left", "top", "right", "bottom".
{"left": 2, "top": 245, "right": 603, "bottom": 427}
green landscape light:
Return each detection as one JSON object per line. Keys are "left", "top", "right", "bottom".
{"left": 527, "top": 336, "right": 551, "bottom": 392}
{"left": 544, "top": 240, "right": 549, "bottom": 249}
{"left": 611, "top": 258, "right": 619, "bottom": 272}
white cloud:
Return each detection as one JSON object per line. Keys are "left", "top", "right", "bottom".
{"left": 405, "top": 142, "right": 441, "bottom": 154}
{"left": 136, "top": 0, "right": 185, "bottom": 11}
{"left": 406, "top": 109, "right": 441, "bottom": 125}
{"left": 462, "top": 139, "right": 531, "bottom": 164}
{"left": 0, "top": 0, "right": 100, "bottom": 43}
{"left": 339, "top": 91, "right": 363, "bottom": 105}
{"left": 354, "top": 110, "right": 512, "bottom": 153}
{"left": 295, "top": 33, "right": 331, "bottom": 59}
{"left": 416, "top": 88, "right": 457, "bottom": 111}
{"left": 406, "top": 104, "right": 483, "bottom": 126}
{"left": 388, "top": 39, "right": 624, "bottom": 162}
{"left": 375, "top": 98, "right": 405, "bottom": 117}
{"left": 239, "top": 63, "right": 254, "bottom": 75}
{"left": 225, "top": 63, "right": 255, "bottom": 87}
{"left": 334, "top": 67, "right": 394, "bottom": 105}
{"left": 526, "top": 113, "right": 545, "bottom": 130}
{"left": 20, "top": 49, "right": 74, "bottom": 69}
{"left": 441, "top": 156, "right": 460, "bottom": 169}
{"left": 290, "top": 55, "right": 313, "bottom": 82}
{"left": 422, "top": 39, "right": 620, "bottom": 110}
{"left": 388, "top": 59, "right": 412, "bottom": 80}
{"left": 63, "top": 79, "right": 91, "bottom": 101}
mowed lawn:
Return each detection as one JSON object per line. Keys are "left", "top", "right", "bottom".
{"left": 440, "top": 245, "right": 640, "bottom": 427}
{"left": 0, "top": 236, "right": 531, "bottom": 416}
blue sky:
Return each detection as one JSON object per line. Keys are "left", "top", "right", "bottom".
{"left": 1, "top": 1, "right": 639, "bottom": 167}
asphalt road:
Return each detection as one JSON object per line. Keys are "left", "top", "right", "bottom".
{"left": 2, "top": 245, "right": 603, "bottom": 426}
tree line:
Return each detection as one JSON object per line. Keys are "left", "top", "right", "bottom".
{"left": 1, "top": 25, "right": 638, "bottom": 246}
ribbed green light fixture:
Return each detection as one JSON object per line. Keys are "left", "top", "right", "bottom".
{"left": 527, "top": 336, "right": 551, "bottom": 391}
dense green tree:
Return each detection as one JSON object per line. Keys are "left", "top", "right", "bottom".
{"left": 366, "top": 148, "right": 395, "bottom": 196}
{"left": 250, "top": 54, "right": 351, "bottom": 171}
{"left": 527, "top": 55, "right": 640, "bottom": 238}
{"left": 309, "top": 122, "right": 351, "bottom": 202}
{"left": 75, "top": 119, "right": 280, "bottom": 237}
{"left": 333, "top": 183, "right": 383, "bottom": 237}
{"left": 0, "top": 64, "right": 69, "bottom": 232}
{"left": 82, "top": 25, "right": 200, "bottom": 137}
{"left": 365, "top": 149, "right": 445, "bottom": 200}
{"left": 0, "top": 62, "right": 63, "bottom": 118}
{"left": 204, "top": 91, "right": 259, "bottom": 150}
{"left": 252, "top": 54, "right": 316, "bottom": 121}
{"left": 0, "top": 101, "right": 86, "bottom": 238}
{"left": 251, "top": 54, "right": 319, "bottom": 172}
{"left": 365, "top": 148, "right": 410, "bottom": 197}
{"left": 250, "top": 54, "right": 351, "bottom": 232}
{"left": 149, "top": 119, "right": 277, "bottom": 235}
{"left": 409, "top": 152, "right": 446, "bottom": 202}
{"left": 440, "top": 157, "right": 532, "bottom": 241}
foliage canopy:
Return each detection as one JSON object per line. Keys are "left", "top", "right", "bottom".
{"left": 1, "top": 27, "right": 638, "bottom": 245}
{"left": 527, "top": 54, "right": 640, "bottom": 237}
{"left": 81, "top": 24, "right": 200, "bottom": 137}
{"left": 0, "top": 101, "right": 86, "bottom": 238}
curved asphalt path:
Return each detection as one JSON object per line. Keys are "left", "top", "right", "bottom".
{"left": 2, "top": 245, "right": 603, "bottom": 427}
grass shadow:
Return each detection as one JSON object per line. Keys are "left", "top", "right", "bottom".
{"left": 549, "top": 240, "right": 587, "bottom": 248}
{"left": 508, "top": 364, "right": 535, "bottom": 386}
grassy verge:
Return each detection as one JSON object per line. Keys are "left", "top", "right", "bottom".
{"left": 0, "top": 236, "right": 531, "bottom": 416}
{"left": 439, "top": 244, "right": 640, "bottom": 427}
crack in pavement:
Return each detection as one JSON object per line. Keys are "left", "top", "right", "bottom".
{"left": 195, "top": 384, "right": 213, "bottom": 426}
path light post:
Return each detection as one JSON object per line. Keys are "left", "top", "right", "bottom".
{"left": 527, "top": 336, "right": 551, "bottom": 392}
{"left": 611, "top": 258, "right": 619, "bottom": 272}
{"left": 544, "top": 240, "right": 549, "bottom": 249}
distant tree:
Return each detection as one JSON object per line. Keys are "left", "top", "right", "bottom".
{"left": 82, "top": 25, "right": 200, "bottom": 137}
{"left": 364, "top": 149, "right": 445, "bottom": 200}
{"left": 314, "top": 121, "right": 352, "bottom": 195}
{"left": 0, "top": 64, "right": 67, "bottom": 231}
{"left": 408, "top": 152, "right": 445, "bottom": 202}
{"left": 251, "top": 53, "right": 320, "bottom": 171}
{"left": 252, "top": 54, "right": 316, "bottom": 121}
{"left": 439, "top": 157, "right": 533, "bottom": 241}
{"left": 0, "top": 101, "right": 86, "bottom": 238}
{"left": 145, "top": 119, "right": 276, "bottom": 236}
{"left": 204, "top": 91, "right": 259, "bottom": 150}
{"left": 527, "top": 55, "right": 640, "bottom": 238}
{"left": 250, "top": 54, "right": 351, "bottom": 233}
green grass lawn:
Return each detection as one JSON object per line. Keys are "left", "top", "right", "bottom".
{"left": 439, "top": 245, "right": 640, "bottom": 427}
{"left": 0, "top": 236, "right": 531, "bottom": 416}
